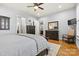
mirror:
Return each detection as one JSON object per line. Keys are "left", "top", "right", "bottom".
{"left": 48, "top": 21, "right": 58, "bottom": 30}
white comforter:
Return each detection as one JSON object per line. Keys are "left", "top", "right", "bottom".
{"left": 0, "top": 34, "right": 48, "bottom": 56}
{"left": 19, "top": 34, "right": 48, "bottom": 54}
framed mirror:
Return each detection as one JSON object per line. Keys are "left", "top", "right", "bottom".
{"left": 48, "top": 21, "right": 58, "bottom": 30}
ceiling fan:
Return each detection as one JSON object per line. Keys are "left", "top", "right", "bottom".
{"left": 27, "top": 3, "right": 44, "bottom": 11}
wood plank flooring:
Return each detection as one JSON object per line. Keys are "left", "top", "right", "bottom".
{"left": 48, "top": 39, "right": 79, "bottom": 56}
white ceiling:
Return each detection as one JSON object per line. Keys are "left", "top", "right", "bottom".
{"left": 0, "top": 3, "right": 76, "bottom": 17}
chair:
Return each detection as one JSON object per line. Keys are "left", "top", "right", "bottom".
{"left": 62, "top": 25, "right": 75, "bottom": 43}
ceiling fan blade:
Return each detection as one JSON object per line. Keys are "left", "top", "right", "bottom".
{"left": 38, "top": 3, "right": 43, "bottom": 5}
{"left": 38, "top": 7, "right": 44, "bottom": 10}
{"left": 27, "top": 6, "right": 34, "bottom": 7}
{"left": 34, "top": 3, "right": 38, "bottom": 6}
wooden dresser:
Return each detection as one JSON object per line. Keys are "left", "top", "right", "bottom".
{"left": 26, "top": 25, "right": 35, "bottom": 34}
{"left": 45, "top": 30, "right": 59, "bottom": 40}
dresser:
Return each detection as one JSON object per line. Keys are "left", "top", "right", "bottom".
{"left": 45, "top": 30, "right": 59, "bottom": 40}
{"left": 26, "top": 25, "right": 35, "bottom": 34}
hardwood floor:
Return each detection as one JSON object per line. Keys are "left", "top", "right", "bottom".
{"left": 48, "top": 39, "right": 79, "bottom": 56}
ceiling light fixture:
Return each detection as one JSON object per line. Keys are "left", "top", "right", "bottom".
{"left": 34, "top": 6, "right": 38, "bottom": 9}
{"left": 58, "top": 5, "right": 62, "bottom": 8}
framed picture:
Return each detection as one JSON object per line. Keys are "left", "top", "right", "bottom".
{"left": 0, "top": 16, "right": 10, "bottom": 30}
{"left": 48, "top": 21, "right": 58, "bottom": 30}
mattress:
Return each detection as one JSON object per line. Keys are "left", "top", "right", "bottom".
{"left": 0, "top": 33, "right": 48, "bottom": 56}
{"left": 19, "top": 34, "right": 48, "bottom": 54}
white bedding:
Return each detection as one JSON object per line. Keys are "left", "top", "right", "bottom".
{"left": 0, "top": 33, "right": 48, "bottom": 56}
{"left": 19, "top": 34, "right": 48, "bottom": 54}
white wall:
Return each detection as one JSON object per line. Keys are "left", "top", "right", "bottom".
{"left": 39, "top": 8, "right": 76, "bottom": 39}
{"left": 76, "top": 4, "right": 79, "bottom": 48}
{"left": 76, "top": 4, "right": 79, "bottom": 35}
{"left": 0, "top": 7, "right": 17, "bottom": 34}
{"left": 0, "top": 6, "right": 39, "bottom": 35}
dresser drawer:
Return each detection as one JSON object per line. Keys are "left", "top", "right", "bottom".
{"left": 45, "top": 30, "right": 59, "bottom": 40}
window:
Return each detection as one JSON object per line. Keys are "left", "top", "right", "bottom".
{"left": 0, "top": 16, "right": 10, "bottom": 30}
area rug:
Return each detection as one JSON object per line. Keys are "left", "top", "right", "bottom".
{"left": 47, "top": 42, "right": 61, "bottom": 56}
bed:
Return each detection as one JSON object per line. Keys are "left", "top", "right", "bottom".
{"left": 0, "top": 33, "right": 48, "bottom": 56}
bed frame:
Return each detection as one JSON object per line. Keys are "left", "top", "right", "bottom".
{"left": 37, "top": 49, "right": 48, "bottom": 56}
